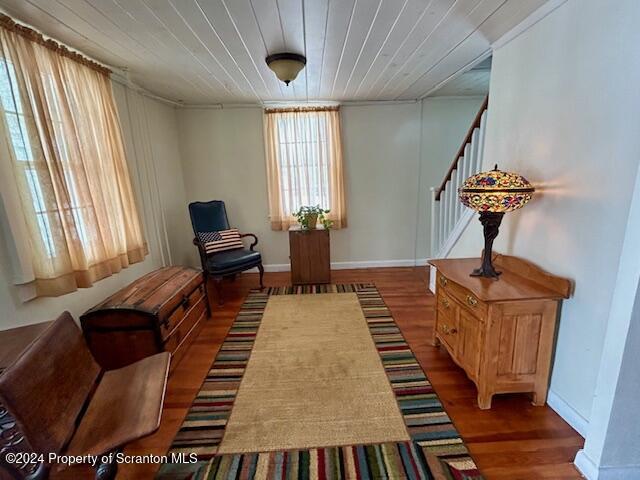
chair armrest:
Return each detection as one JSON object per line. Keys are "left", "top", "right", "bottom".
{"left": 240, "top": 233, "right": 259, "bottom": 251}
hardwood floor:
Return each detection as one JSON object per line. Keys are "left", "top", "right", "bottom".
{"left": 55, "top": 267, "right": 584, "bottom": 479}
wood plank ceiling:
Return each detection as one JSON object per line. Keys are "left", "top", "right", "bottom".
{"left": 0, "top": 0, "right": 548, "bottom": 104}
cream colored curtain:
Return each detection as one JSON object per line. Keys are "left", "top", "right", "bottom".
{"left": 263, "top": 106, "right": 347, "bottom": 231}
{"left": 0, "top": 17, "right": 147, "bottom": 298}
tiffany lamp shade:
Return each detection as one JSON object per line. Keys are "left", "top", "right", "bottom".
{"left": 458, "top": 165, "right": 535, "bottom": 278}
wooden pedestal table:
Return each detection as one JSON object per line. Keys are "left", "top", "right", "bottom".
{"left": 289, "top": 227, "right": 330, "bottom": 285}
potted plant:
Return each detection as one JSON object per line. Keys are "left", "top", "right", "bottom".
{"left": 292, "top": 205, "right": 333, "bottom": 230}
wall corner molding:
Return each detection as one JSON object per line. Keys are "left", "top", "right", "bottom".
{"left": 575, "top": 449, "right": 640, "bottom": 480}
{"left": 492, "top": 0, "right": 569, "bottom": 50}
{"left": 547, "top": 389, "right": 589, "bottom": 438}
{"left": 575, "top": 450, "right": 598, "bottom": 480}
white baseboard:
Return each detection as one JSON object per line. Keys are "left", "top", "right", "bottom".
{"left": 331, "top": 258, "right": 428, "bottom": 269}
{"left": 261, "top": 263, "right": 290, "bottom": 272}
{"left": 575, "top": 450, "right": 640, "bottom": 480}
{"left": 246, "top": 258, "right": 429, "bottom": 273}
{"left": 547, "top": 390, "right": 589, "bottom": 438}
{"left": 575, "top": 450, "right": 598, "bottom": 480}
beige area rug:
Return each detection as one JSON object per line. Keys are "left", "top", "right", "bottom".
{"left": 217, "top": 292, "right": 410, "bottom": 454}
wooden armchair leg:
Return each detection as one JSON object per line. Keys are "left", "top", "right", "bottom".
{"left": 258, "top": 264, "right": 265, "bottom": 290}
{"left": 213, "top": 277, "right": 224, "bottom": 305}
{"left": 202, "top": 272, "right": 212, "bottom": 318}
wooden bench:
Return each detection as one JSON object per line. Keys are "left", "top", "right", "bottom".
{"left": 0, "top": 312, "right": 170, "bottom": 480}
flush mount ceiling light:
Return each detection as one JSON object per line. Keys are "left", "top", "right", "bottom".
{"left": 265, "top": 53, "right": 306, "bottom": 86}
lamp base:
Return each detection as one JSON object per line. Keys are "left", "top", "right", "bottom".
{"left": 470, "top": 265, "right": 502, "bottom": 278}
{"left": 470, "top": 211, "right": 505, "bottom": 279}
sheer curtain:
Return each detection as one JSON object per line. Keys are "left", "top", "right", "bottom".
{"left": 0, "top": 15, "right": 147, "bottom": 298}
{"left": 263, "top": 106, "right": 347, "bottom": 231}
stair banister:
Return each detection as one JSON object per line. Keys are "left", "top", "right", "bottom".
{"left": 430, "top": 95, "right": 488, "bottom": 260}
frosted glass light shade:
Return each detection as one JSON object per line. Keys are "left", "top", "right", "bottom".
{"left": 266, "top": 53, "right": 306, "bottom": 86}
{"left": 459, "top": 165, "right": 535, "bottom": 213}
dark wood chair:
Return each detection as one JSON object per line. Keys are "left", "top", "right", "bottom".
{"left": 189, "top": 200, "right": 264, "bottom": 304}
{"left": 0, "top": 312, "right": 170, "bottom": 480}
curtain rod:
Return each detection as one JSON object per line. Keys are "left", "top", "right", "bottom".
{"left": 264, "top": 105, "right": 340, "bottom": 114}
{"left": 0, "top": 13, "right": 111, "bottom": 76}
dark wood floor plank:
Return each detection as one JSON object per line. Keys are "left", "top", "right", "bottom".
{"left": 52, "top": 267, "right": 583, "bottom": 479}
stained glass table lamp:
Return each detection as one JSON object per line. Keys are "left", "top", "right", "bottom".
{"left": 458, "top": 165, "right": 535, "bottom": 278}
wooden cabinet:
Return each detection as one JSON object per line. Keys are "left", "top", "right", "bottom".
{"left": 289, "top": 227, "right": 330, "bottom": 284}
{"left": 81, "top": 266, "right": 208, "bottom": 373}
{"left": 430, "top": 254, "right": 571, "bottom": 409}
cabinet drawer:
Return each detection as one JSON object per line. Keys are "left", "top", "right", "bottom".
{"left": 437, "top": 311, "right": 459, "bottom": 353}
{"left": 437, "top": 272, "right": 487, "bottom": 320}
{"left": 436, "top": 292, "right": 459, "bottom": 352}
{"left": 163, "top": 295, "right": 206, "bottom": 353}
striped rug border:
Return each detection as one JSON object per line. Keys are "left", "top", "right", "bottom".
{"left": 156, "top": 284, "right": 482, "bottom": 479}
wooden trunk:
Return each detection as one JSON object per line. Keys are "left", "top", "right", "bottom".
{"left": 81, "top": 266, "right": 208, "bottom": 373}
{"left": 429, "top": 254, "right": 571, "bottom": 409}
{"left": 289, "top": 227, "right": 331, "bottom": 285}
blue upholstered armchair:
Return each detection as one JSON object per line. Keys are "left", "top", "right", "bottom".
{"left": 189, "top": 200, "right": 264, "bottom": 305}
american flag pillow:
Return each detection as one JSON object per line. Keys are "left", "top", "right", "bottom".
{"left": 198, "top": 228, "right": 244, "bottom": 254}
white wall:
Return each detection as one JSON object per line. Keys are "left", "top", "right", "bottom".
{"left": 176, "top": 106, "right": 289, "bottom": 268}
{"left": 449, "top": 0, "right": 640, "bottom": 432}
{"left": 575, "top": 150, "right": 640, "bottom": 478}
{"left": 176, "top": 100, "right": 480, "bottom": 269}
{"left": 0, "top": 83, "right": 189, "bottom": 329}
{"left": 333, "top": 103, "right": 421, "bottom": 265}
{"left": 113, "top": 84, "right": 193, "bottom": 267}
{"left": 0, "top": 81, "right": 481, "bottom": 329}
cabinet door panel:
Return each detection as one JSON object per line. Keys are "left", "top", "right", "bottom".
{"left": 457, "top": 308, "right": 482, "bottom": 379}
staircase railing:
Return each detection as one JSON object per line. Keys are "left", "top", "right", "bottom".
{"left": 430, "top": 96, "right": 488, "bottom": 259}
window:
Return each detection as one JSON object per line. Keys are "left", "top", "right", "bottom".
{"left": 0, "top": 18, "right": 146, "bottom": 298}
{"left": 0, "top": 59, "right": 55, "bottom": 257}
{"left": 0, "top": 59, "right": 97, "bottom": 258}
{"left": 263, "top": 107, "right": 347, "bottom": 231}
{"left": 276, "top": 113, "right": 330, "bottom": 211}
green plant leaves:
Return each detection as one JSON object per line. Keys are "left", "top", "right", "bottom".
{"left": 292, "top": 205, "right": 333, "bottom": 230}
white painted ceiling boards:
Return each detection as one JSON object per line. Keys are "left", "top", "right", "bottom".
{"left": 0, "top": 0, "right": 547, "bottom": 104}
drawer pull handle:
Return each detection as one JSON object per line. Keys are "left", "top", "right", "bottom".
{"left": 449, "top": 328, "right": 458, "bottom": 335}
{"left": 439, "top": 277, "right": 448, "bottom": 287}
{"left": 182, "top": 295, "right": 190, "bottom": 309}
{"left": 466, "top": 295, "right": 478, "bottom": 307}
{"left": 442, "top": 298, "right": 450, "bottom": 308}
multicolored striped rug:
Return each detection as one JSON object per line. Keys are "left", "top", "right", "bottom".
{"left": 156, "top": 284, "right": 482, "bottom": 480}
